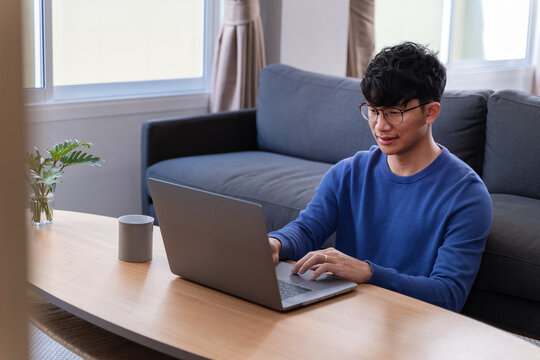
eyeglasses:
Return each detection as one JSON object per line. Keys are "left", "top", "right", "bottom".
{"left": 358, "top": 102, "right": 432, "bottom": 125}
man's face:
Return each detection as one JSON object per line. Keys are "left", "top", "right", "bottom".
{"left": 368, "top": 99, "right": 437, "bottom": 156}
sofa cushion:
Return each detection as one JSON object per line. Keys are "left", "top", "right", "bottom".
{"left": 472, "top": 194, "right": 540, "bottom": 302}
{"left": 257, "top": 64, "right": 374, "bottom": 164}
{"left": 433, "top": 90, "right": 491, "bottom": 175}
{"left": 145, "top": 151, "right": 332, "bottom": 232}
{"left": 483, "top": 90, "right": 540, "bottom": 199}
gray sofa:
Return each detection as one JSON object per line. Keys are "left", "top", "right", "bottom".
{"left": 142, "top": 64, "right": 540, "bottom": 337}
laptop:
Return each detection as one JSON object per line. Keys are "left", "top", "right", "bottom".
{"left": 148, "top": 178, "right": 357, "bottom": 311}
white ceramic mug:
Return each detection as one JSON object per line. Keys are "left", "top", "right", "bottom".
{"left": 118, "top": 214, "right": 154, "bottom": 262}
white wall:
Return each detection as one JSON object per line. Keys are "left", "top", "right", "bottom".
{"left": 260, "top": 0, "right": 350, "bottom": 76}
{"left": 279, "top": 0, "right": 350, "bottom": 76}
{"left": 259, "top": 0, "right": 282, "bottom": 64}
{"left": 26, "top": 95, "right": 208, "bottom": 217}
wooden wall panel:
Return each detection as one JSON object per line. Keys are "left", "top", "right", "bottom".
{"left": 0, "top": 0, "right": 28, "bottom": 358}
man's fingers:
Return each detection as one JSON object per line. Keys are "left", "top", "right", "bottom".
{"left": 310, "top": 263, "right": 330, "bottom": 280}
{"left": 297, "top": 252, "right": 328, "bottom": 274}
{"left": 292, "top": 250, "right": 334, "bottom": 275}
{"left": 292, "top": 252, "right": 312, "bottom": 273}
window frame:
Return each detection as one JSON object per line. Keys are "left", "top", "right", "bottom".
{"left": 24, "top": 0, "right": 47, "bottom": 103}
{"left": 441, "top": 0, "right": 537, "bottom": 71}
{"left": 25, "top": 0, "right": 220, "bottom": 104}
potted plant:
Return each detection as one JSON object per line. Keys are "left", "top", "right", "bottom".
{"left": 26, "top": 140, "right": 103, "bottom": 225}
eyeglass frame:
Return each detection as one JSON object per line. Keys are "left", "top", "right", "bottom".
{"left": 357, "top": 101, "right": 433, "bottom": 125}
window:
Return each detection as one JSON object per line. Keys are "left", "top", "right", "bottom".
{"left": 375, "top": 1, "right": 445, "bottom": 56}
{"left": 375, "top": 0, "right": 536, "bottom": 68}
{"left": 450, "top": 0, "right": 531, "bottom": 63}
{"left": 23, "top": 0, "right": 219, "bottom": 102}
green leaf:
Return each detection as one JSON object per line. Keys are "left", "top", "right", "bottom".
{"left": 60, "top": 151, "right": 103, "bottom": 167}
{"left": 48, "top": 139, "right": 93, "bottom": 162}
{"left": 39, "top": 166, "right": 64, "bottom": 187}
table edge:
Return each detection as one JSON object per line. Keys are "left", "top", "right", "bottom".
{"left": 29, "top": 283, "right": 205, "bottom": 360}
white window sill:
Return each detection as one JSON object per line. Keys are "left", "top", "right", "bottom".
{"left": 25, "top": 92, "right": 210, "bottom": 123}
{"left": 446, "top": 65, "right": 535, "bottom": 92}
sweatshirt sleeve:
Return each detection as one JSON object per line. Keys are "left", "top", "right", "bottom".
{"left": 366, "top": 180, "right": 493, "bottom": 312}
{"left": 268, "top": 162, "right": 344, "bottom": 260}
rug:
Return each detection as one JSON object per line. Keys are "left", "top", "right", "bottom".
{"left": 29, "top": 323, "right": 82, "bottom": 360}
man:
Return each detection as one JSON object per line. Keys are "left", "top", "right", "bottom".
{"left": 267, "top": 42, "right": 492, "bottom": 312}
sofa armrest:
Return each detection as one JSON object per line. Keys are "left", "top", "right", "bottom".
{"left": 141, "top": 108, "right": 257, "bottom": 214}
{"left": 142, "top": 108, "right": 257, "bottom": 167}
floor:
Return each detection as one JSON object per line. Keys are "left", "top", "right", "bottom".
{"left": 29, "top": 323, "right": 81, "bottom": 360}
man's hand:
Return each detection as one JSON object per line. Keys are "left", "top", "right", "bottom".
{"left": 292, "top": 248, "right": 373, "bottom": 284}
{"left": 268, "top": 237, "right": 282, "bottom": 264}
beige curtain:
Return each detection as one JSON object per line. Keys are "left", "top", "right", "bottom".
{"left": 346, "top": 0, "right": 375, "bottom": 78}
{"left": 210, "top": 0, "right": 266, "bottom": 112}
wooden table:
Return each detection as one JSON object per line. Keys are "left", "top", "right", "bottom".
{"left": 27, "top": 211, "right": 540, "bottom": 359}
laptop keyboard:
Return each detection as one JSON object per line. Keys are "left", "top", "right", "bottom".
{"left": 278, "top": 280, "right": 312, "bottom": 300}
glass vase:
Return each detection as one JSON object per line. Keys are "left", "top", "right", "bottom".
{"left": 30, "top": 191, "right": 55, "bottom": 226}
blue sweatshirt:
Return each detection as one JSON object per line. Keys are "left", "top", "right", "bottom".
{"left": 269, "top": 146, "right": 492, "bottom": 312}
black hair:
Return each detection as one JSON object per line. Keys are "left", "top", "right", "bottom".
{"left": 360, "top": 42, "right": 447, "bottom": 107}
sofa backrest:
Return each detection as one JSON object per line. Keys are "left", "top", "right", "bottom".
{"left": 433, "top": 90, "right": 491, "bottom": 175}
{"left": 257, "top": 63, "right": 373, "bottom": 164}
{"left": 483, "top": 90, "right": 540, "bottom": 199}
{"left": 256, "top": 64, "right": 489, "bottom": 173}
